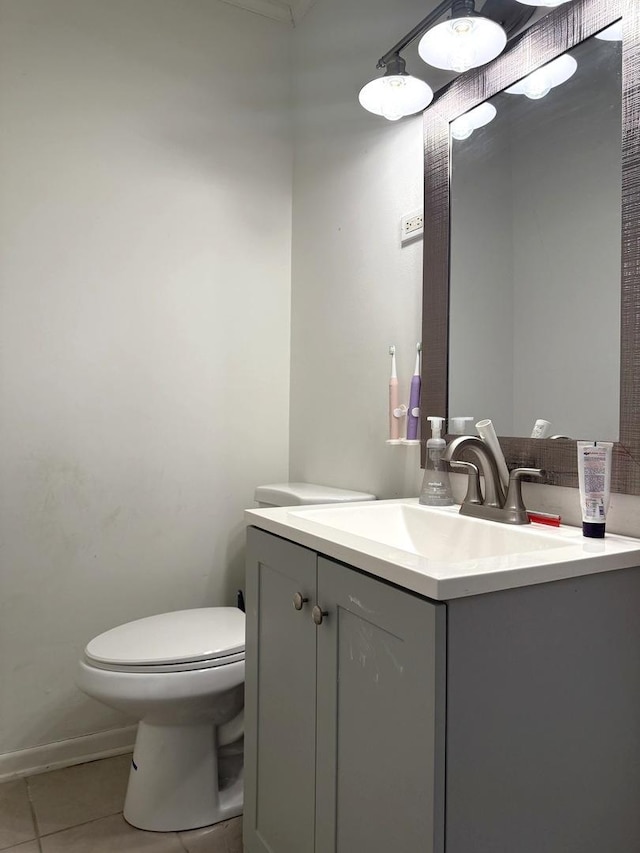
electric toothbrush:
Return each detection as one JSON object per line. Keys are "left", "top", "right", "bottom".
{"left": 406, "top": 343, "right": 422, "bottom": 442}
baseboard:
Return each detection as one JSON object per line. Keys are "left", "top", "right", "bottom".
{"left": 0, "top": 726, "right": 137, "bottom": 782}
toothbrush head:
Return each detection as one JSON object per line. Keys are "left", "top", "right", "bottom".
{"left": 414, "top": 343, "right": 422, "bottom": 373}
{"left": 389, "top": 345, "right": 396, "bottom": 356}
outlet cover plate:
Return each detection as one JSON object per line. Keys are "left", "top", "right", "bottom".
{"left": 401, "top": 209, "right": 424, "bottom": 245}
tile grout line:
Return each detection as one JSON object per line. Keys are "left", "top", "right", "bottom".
{"left": 36, "top": 809, "right": 129, "bottom": 839}
{"left": 176, "top": 832, "right": 190, "bottom": 853}
{"left": 6, "top": 759, "right": 240, "bottom": 852}
{"left": 33, "top": 809, "right": 189, "bottom": 849}
{"left": 23, "top": 777, "right": 43, "bottom": 853}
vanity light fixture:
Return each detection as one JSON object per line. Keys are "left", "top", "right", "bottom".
{"left": 358, "top": 55, "right": 434, "bottom": 121}
{"left": 359, "top": 0, "right": 534, "bottom": 121}
{"left": 418, "top": 0, "right": 507, "bottom": 73}
{"left": 505, "top": 53, "right": 577, "bottom": 99}
{"left": 450, "top": 101, "right": 497, "bottom": 138}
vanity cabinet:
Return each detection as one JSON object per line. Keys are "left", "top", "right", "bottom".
{"left": 244, "top": 525, "right": 640, "bottom": 853}
{"left": 243, "top": 526, "right": 446, "bottom": 853}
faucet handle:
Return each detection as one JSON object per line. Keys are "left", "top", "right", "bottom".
{"left": 450, "top": 460, "right": 482, "bottom": 505}
{"left": 510, "top": 467, "right": 545, "bottom": 481}
{"left": 504, "top": 468, "right": 545, "bottom": 518}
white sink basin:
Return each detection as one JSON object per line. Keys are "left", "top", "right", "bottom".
{"left": 289, "top": 501, "right": 568, "bottom": 563}
{"left": 246, "top": 498, "right": 640, "bottom": 600}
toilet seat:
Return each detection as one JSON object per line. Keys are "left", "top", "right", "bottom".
{"left": 84, "top": 607, "right": 245, "bottom": 673}
{"left": 84, "top": 649, "right": 245, "bottom": 674}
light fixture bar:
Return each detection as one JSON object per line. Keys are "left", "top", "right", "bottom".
{"left": 362, "top": 0, "right": 535, "bottom": 121}
{"left": 377, "top": 0, "right": 452, "bottom": 69}
{"left": 376, "top": 0, "right": 534, "bottom": 70}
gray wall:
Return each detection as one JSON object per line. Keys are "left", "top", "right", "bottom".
{"left": 449, "top": 113, "right": 515, "bottom": 434}
{"left": 510, "top": 40, "right": 621, "bottom": 439}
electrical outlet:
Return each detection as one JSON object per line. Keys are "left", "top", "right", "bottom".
{"left": 401, "top": 209, "right": 424, "bottom": 245}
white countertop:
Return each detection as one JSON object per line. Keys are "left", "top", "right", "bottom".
{"left": 245, "top": 499, "right": 640, "bottom": 600}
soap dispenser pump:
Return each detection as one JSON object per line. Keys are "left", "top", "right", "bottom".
{"left": 419, "top": 416, "right": 454, "bottom": 506}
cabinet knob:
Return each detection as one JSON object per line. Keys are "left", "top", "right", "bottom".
{"left": 312, "top": 605, "right": 328, "bottom": 626}
{"left": 293, "top": 592, "right": 309, "bottom": 611}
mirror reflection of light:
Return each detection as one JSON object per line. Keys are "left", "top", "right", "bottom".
{"left": 358, "top": 74, "right": 434, "bottom": 121}
{"left": 595, "top": 21, "right": 623, "bottom": 41}
{"left": 514, "top": 0, "right": 570, "bottom": 6}
{"left": 505, "top": 54, "right": 577, "bottom": 100}
{"left": 451, "top": 102, "right": 497, "bottom": 140}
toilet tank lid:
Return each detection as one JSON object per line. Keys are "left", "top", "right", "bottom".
{"left": 85, "top": 607, "right": 245, "bottom": 667}
{"left": 254, "top": 482, "right": 377, "bottom": 506}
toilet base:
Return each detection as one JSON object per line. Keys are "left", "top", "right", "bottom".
{"left": 123, "top": 721, "right": 243, "bottom": 832}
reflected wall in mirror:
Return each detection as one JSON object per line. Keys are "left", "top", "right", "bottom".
{"left": 422, "top": 0, "right": 640, "bottom": 493}
{"left": 449, "top": 33, "right": 622, "bottom": 441}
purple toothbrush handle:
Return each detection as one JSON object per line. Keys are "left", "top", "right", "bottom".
{"left": 407, "top": 376, "right": 421, "bottom": 440}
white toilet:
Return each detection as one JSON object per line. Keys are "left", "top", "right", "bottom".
{"left": 76, "top": 482, "right": 375, "bottom": 833}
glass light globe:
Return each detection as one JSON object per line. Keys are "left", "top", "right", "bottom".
{"left": 448, "top": 19, "right": 477, "bottom": 73}
{"left": 359, "top": 74, "right": 434, "bottom": 121}
{"left": 381, "top": 77, "right": 405, "bottom": 121}
{"left": 418, "top": 15, "right": 507, "bottom": 72}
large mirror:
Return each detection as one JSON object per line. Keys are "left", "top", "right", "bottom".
{"left": 450, "top": 33, "right": 621, "bottom": 441}
{"left": 421, "top": 0, "right": 640, "bottom": 494}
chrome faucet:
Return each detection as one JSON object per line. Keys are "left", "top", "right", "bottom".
{"left": 443, "top": 435, "right": 544, "bottom": 525}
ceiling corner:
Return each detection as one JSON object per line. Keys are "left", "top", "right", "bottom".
{"left": 289, "top": 0, "right": 317, "bottom": 26}
{"left": 215, "top": 0, "right": 317, "bottom": 26}
{"left": 217, "top": 0, "right": 293, "bottom": 25}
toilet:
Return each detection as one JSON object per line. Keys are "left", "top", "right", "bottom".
{"left": 76, "top": 482, "right": 375, "bottom": 833}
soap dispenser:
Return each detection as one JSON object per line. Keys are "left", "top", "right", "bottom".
{"left": 419, "top": 416, "right": 454, "bottom": 506}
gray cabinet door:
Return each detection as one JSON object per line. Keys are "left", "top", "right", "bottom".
{"left": 314, "top": 557, "right": 446, "bottom": 853}
{"left": 244, "top": 527, "right": 318, "bottom": 853}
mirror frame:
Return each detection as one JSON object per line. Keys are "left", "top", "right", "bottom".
{"left": 421, "top": 0, "right": 640, "bottom": 494}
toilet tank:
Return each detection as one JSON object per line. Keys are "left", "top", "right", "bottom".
{"left": 254, "top": 482, "right": 376, "bottom": 508}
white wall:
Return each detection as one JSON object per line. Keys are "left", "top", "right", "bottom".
{"left": 0, "top": 0, "right": 291, "bottom": 761}
{"left": 2, "top": 0, "right": 640, "bottom": 772}
{"left": 289, "top": 0, "right": 438, "bottom": 499}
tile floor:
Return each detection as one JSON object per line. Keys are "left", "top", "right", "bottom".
{"left": 0, "top": 754, "right": 242, "bottom": 852}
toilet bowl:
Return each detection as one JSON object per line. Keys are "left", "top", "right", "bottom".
{"left": 76, "top": 607, "right": 245, "bottom": 832}
{"left": 77, "top": 482, "right": 376, "bottom": 833}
